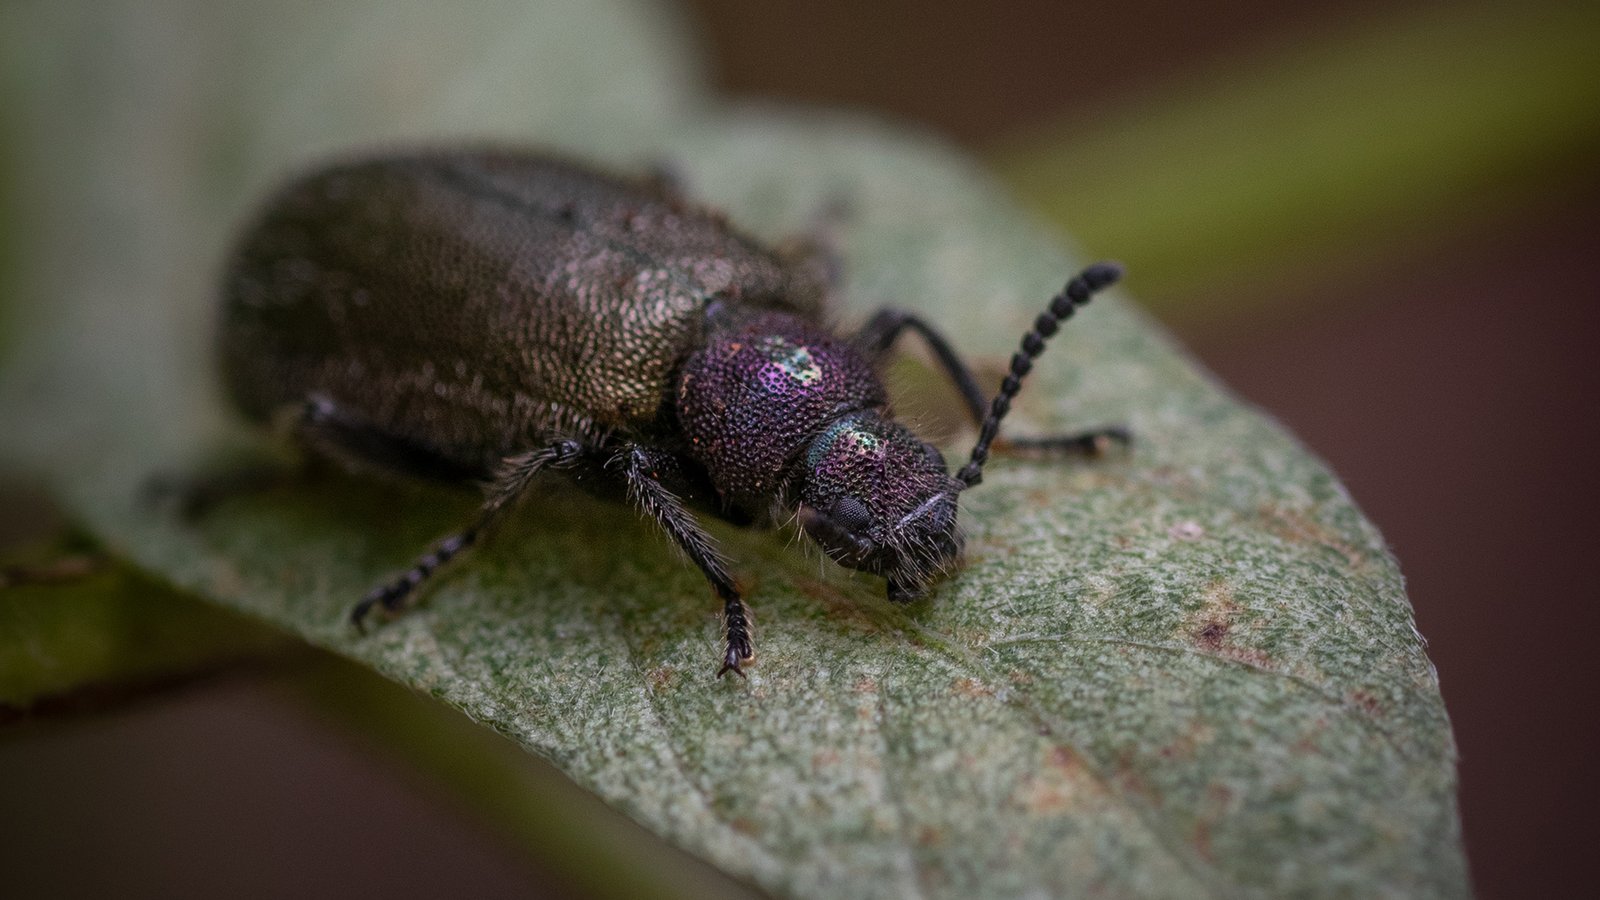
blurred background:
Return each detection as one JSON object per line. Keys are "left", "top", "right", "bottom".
{"left": 3, "top": 1, "right": 1596, "bottom": 897}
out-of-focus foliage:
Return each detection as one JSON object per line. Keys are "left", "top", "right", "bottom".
{"left": 0, "top": 544, "right": 289, "bottom": 712}
{"left": 993, "top": 2, "right": 1600, "bottom": 323}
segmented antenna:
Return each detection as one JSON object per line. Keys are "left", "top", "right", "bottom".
{"left": 955, "top": 262, "right": 1123, "bottom": 489}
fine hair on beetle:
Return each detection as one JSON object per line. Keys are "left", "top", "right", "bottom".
{"left": 211, "top": 149, "right": 1127, "bottom": 678}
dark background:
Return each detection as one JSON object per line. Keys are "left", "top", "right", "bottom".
{"left": 4, "top": 2, "right": 1596, "bottom": 898}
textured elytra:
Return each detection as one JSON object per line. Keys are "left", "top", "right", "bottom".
{"left": 0, "top": 1, "right": 1466, "bottom": 898}
{"left": 222, "top": 150, "right": 822, "bottom": 472}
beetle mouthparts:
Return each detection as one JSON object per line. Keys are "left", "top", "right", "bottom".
{"left": 797, "top": 503, "right": 874, "bottom": 568}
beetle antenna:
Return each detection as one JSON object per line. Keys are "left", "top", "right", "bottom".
{"left": 955, "top": 262, "right": 1123, "bottom": 489}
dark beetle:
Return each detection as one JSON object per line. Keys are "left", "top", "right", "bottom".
{"left": 220, "top": 149, "right": 1125, "bottom": 677}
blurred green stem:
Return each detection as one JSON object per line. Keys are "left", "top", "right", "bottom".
{"left": 0, "top": 541, "right": 292, "bottom": 714}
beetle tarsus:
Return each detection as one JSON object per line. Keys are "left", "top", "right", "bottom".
{"left": 352, "top": 578, "right": 405, "bottom": 633}
{"left": 351, "top": 528, "right": 478, "bottom": 633}
{"left": 350, "top": 591, "right": 381, "bottom": 634}
{"left": 718, "top": 594, "right": 754, "bottom": 679}
{"left": 717, "top": 653, "right": 749, "bottom": 680}
{"left": 999, "top": 426, "right": 1132, "bottom": 459}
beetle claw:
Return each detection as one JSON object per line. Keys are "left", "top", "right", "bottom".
{"left": 717, "top": 646, "right": 752, "bottom": 679}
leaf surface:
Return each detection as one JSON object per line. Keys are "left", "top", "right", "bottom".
{"left": 0, "top": 1, "right": 1466, "bottom": 896}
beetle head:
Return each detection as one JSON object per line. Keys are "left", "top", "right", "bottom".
{"left": 795, "top": 412, "right": 964, "bottom": 601}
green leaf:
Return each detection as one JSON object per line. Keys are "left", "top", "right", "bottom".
{"left": 280, "top": 647, "right": 766, "bottom": 900}
{"left": 0, "top": 545, "right": 289, "bottom": 712}
{"left": 0, "top": 1, "right": 1466, "bottom": 896}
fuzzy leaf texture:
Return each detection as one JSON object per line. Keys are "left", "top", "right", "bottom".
{"left": 0, "top": 0, "right": 1465, "bottom": 897}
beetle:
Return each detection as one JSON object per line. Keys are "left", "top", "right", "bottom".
{"left": 218, "top": 149, "right": 1125, "bottom": 677}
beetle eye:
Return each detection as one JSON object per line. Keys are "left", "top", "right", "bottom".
{"left": 831, "top": 496, "right": 872, "bottom": 532}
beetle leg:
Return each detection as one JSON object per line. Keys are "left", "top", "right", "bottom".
{"left": 998, "top": 428, "right": 1132, "bottom": 459}
{"left": 854, "top": 309, "right": 990, "bottom": 425}
{"left": 351, "top": 528, "right": 479, "bottom": 632}
{"left": 613, "top": 444, "right": 753, "bottom": 678}
{"left": 853, "top": 310, "right": 1130, "bottom": 458}
{"left": 351, "top": 440, "right": 585, "bottom": 631}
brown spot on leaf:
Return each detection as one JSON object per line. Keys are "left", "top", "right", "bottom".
{"left": 916, "top": 826, "right": 946, "bottom": 847}
{"left": 1114, "top": 747, "right": 1159, "bottom": 801}
{"left": 1257, "top": 502, "right": 1366, "bottom": 567}
{"left": 1294, "top": 717, "right": 1331, "bottom": 755}
{"left": 1048, "top": 745, "right": 1082, "bottom": 773}
{"left": 1351, "top": 689, "right": 1384, "bottom": 717}
{"left": 1181, "top": 583, "right": 1282, "bottom": 668}
{"left": 1195, "top": 620, "right": 1229, "bottom": 650}
{"left": 1146, "top": 464, "right": 1203, "bottom": 498}
{"left": 1016, "top": 746, "right": 1094, "bottom": 816}
{"left": 852, "top": 676, "right": 879, "bottom": 694}
{"left": 1158, "top": 722, "right": 1215, "bottom": 760}
{"left": 645, "top": 666, "right": 675, "bottom": 691}
{"left": 1187, "top": 580, "right": 1243, "bottom": 650}
{"left": 1020, "top": 780, "right": 1073, "bottom": 815}
{"left": 1193, "top": 820, "right": 1213, "bottom": 862}
{"left": 811, "top": 748, "right": 841, "bottom": 770}
{"left": 952, "top": 676, "right": 995, "bottom": 699}
{"left": 1194, "top": 782, "right": 1236, "bottom": 861}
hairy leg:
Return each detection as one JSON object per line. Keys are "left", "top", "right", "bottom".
{"left": 613, "top": 443, "right": 753, "bottom": 678}
{"left": 350, "top": 439, "right": 585, "bottom": 629}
